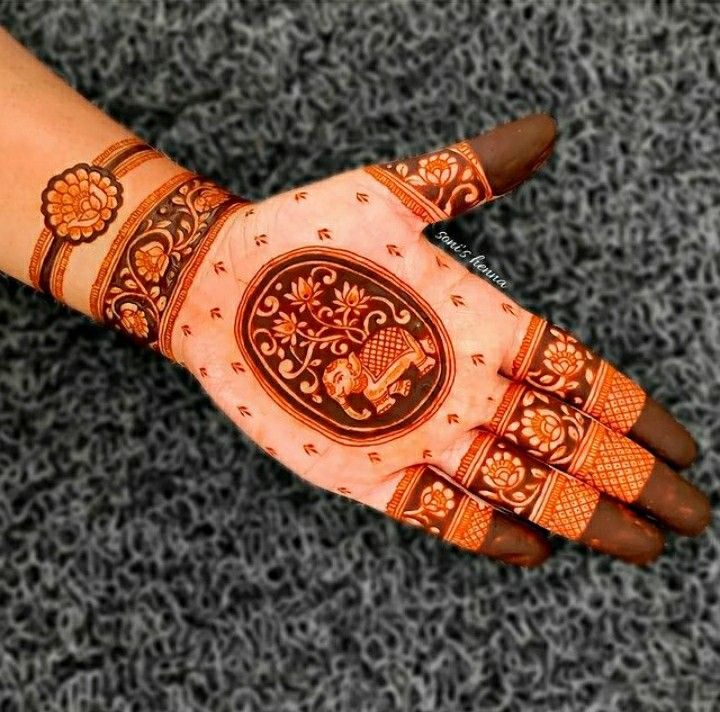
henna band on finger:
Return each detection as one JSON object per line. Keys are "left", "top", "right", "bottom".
{"left": 90, "top": 173, "right": 248, "bottom": 358}
{"left": 31, "top": 138, "right": 162, "bottom": 300}
{"left": 386, "top": 464, "right": 493, "bottom": 552}
{"left": 488, "top": 384, "right": 654, "bottom": 503}
{"left": 512, "top": 316, "right": 646, "bottom": 434}
{"left": 365, "top": 141, "right": 493, "bottom": 223}
{"left": 456, "top": 431, "right": 599, "bottom": 540}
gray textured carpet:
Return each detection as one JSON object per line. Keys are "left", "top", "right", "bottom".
{"left": 1, "top": 1, "right": 719, "bottom": 710}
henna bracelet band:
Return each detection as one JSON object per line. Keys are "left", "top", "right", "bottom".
{"left": 31, "top": 138, "right": 162, "bottom": 300}
{"left": 89, "top": 172, "right": 248, "bottom": 359}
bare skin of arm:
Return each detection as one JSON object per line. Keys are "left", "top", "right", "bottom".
{"left": 0, "top": 29, "right": 710, "bottom": 567}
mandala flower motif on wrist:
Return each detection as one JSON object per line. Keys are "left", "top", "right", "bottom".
{"left": 41, "top": 163, "right": 123, "bottom": 244}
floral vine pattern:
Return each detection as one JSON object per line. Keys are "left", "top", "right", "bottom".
{"left": 364, "top": 140, "right": 493, "bottom": 223}
{"left": 235, "top": 247, "right": 454, "bottom": 445}
{"left": 512, "top": 316, "right": 647, "bottom": 434}
{"left": 487, "top": 384, "right": 654, "bottom": 503}
{"left": 386, "top": 465, "right": 493, "bottom": 552}
{"left": 91, "top": 174, "right": 246, "bottom": 357}
{"left": 31, "top": 138, "right": 162, "bottom": 300}
{"left": 455, "top": 431, "right": 599, "bottom": 540}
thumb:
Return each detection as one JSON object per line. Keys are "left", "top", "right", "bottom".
{"left": 365, "top": 113, "right": 557, "bottom": 224}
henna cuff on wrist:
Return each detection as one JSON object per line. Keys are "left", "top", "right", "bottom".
{"left": 31, "top": 138, "right": 162, "bottom": 300}
{"left": 90, "top": 173, "right": 247, "bottom": 358}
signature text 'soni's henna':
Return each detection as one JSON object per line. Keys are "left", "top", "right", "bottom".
{"left": 32, "top": 138, "right": 162, "bottom": 301}
{"left": 90, "top": 174, "right": 247, "bottom": 357}
{"left": 235, "top": 247, "right": 455, "bottom": 445}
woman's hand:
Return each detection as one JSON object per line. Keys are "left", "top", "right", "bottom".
{"left": 0, "top": 31, "right": 708, "bottom": 570}
{"left": 167, "top": 115, "right": 710, "bottom": 567}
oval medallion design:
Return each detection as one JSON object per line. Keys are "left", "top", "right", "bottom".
{"left": 235, "top": 247, "right": 454, "bottom": 445}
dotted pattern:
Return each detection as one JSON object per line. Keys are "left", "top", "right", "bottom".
{"left": 1, "top": 2, "right": 719, "bottom": 711}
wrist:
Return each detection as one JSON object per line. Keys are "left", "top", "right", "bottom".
{"left": 86, "top": 169, "right": 248, "bottom": 361}
{"left": 21, "top": 134, "right": 249, "bottom": 362}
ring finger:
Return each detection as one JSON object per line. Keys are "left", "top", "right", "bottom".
{"left": 450, "top": 429, "right": 664, "bottom": 564}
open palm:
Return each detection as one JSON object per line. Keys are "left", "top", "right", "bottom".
{"left": 172, "top": 115, "right": 708, "bottom": 567}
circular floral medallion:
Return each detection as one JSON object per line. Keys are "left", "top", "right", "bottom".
{"left": 41, "top": 163, "right": 122, "bottom": 243}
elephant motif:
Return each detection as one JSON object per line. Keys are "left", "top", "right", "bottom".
{"left": 323, "top": 326, "right": 437, "bottom": 420}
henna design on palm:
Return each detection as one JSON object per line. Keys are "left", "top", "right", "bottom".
{"left": 235, "top": 247, "right": 453, "bottom": 444}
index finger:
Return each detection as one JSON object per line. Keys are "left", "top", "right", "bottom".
{"left": 506, "top": 314, "right": 699, "bottom": 469}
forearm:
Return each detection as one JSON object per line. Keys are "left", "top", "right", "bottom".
{"left": 0, "top": 29, "right": 244, "bottom": 358}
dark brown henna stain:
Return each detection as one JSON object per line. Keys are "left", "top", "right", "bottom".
{"left": 580, "top": 498, "right": 664, "bottom": 565}
{"left": 387, "top": 464, "right": 549, "bottom": 565}
{"left": 630, "top": 396, "right": 698, "bottom": 468}
{"left": 235, "top": 247, "right": 454, "bottom": 445}
{"left": 634, "top": 460, "right": 710, "bottom": 536}
{"left": 458, "top": 429, "right": 671, "bottom": 563}
{"left": 469, "top": 114, "right": 556, "bottom": 196}
{"left": 91, "top": 174, "right": 247, "bottom": 357}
